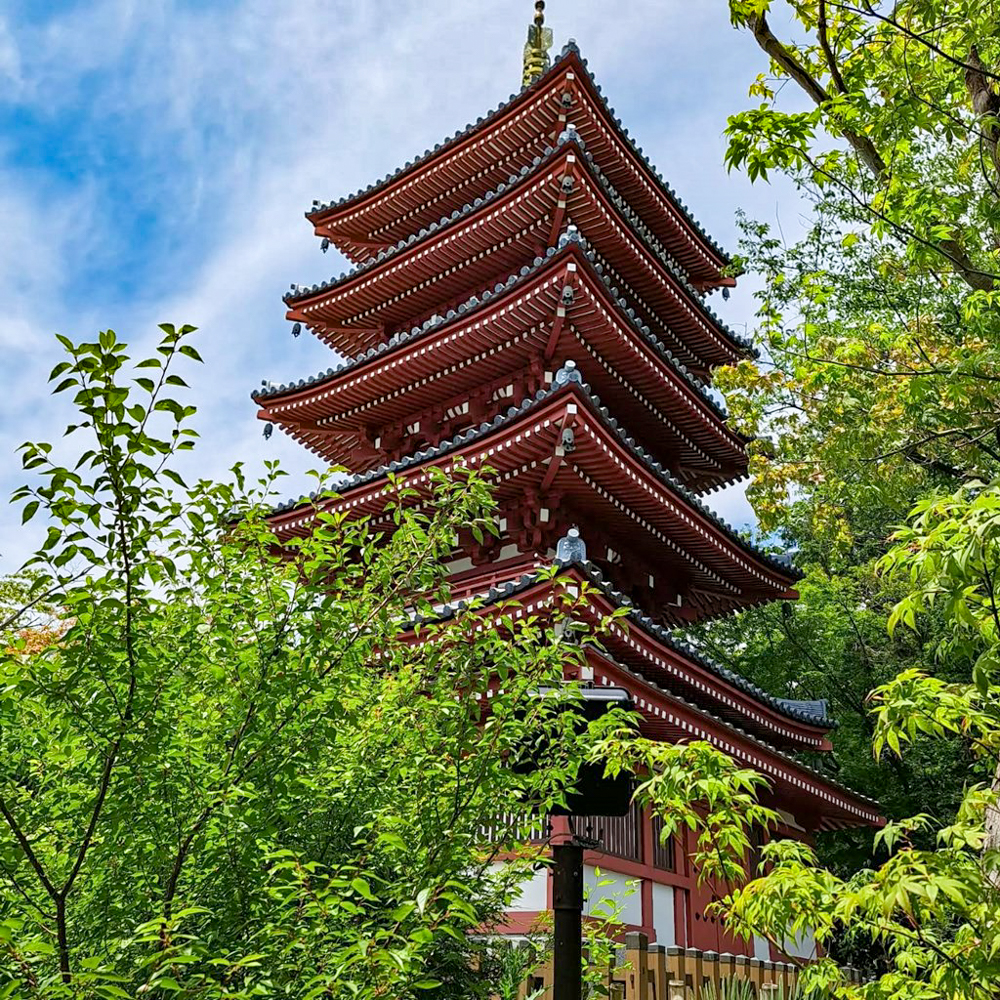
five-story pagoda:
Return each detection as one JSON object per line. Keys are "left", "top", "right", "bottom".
{"left": 251, "top": 6, "right": 880, "bottom": 956}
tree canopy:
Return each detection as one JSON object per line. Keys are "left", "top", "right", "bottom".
{"left": 709, "top": 2, "right": 1000, "bottom": 994}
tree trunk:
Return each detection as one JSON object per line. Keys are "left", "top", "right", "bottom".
{"left": 55, "top": 894, "right": 71, "bottom": 984}
{"left": 965, "top": 45, "right": 1000, "bottom": 189}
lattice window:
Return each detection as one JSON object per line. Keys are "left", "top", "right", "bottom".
{"left": 651, "top": 814, "right": 676, "bottom": 871}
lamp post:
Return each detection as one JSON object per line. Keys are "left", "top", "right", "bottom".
{"left": 552, "top": 839, "right": 586, "bottom": 1000}
{"left": 532, "top": 685, "right": 635, "bottom": 1000}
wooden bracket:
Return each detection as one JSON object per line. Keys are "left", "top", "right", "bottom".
{"left": 543, "top": 265, "right": 577, "bottom": 360}
{"left": 540, "top": 407, "right": 578, "bottom": 493}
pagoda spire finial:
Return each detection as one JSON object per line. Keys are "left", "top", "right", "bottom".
{"left": 522, "top": 1, "right": 553, "bottom": 89}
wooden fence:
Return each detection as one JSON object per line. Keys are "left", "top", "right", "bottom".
{"left": 518, "top": 932, "right": 861, "bottom": 999}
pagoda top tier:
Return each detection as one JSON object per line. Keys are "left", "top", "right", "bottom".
{"left": 306, "top": 43, "right": 733, "bottom": 291}
{"left": 286, "top": 135, "right": 751, "bottom": 373}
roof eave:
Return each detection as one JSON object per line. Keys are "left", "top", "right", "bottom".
{"left": 397, "top": 568, "right": 880, "bottom": 823}
{"left": 266, "top": 368, "right": 801, "bottom": 588}
{"left": 284, "top": 139, "right": 754, "bottom": 362}
{"left": 256, "top": 241, "right": 747, "bottom": 446}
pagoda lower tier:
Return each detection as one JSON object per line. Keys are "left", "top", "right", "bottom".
{"left": 257, "top": 235, "right": 748, "bottom": 490}
{"left": 397, "top": 557, "right": 880, "bottom": 954}
{"left": 268, "top": 364, "right": 797, "bottom": 626}
{"left": 404, "top": 562, "right": 879, "bottom": 828}
{"left": 284, "top": 134, "right": 749, "bottom": 377}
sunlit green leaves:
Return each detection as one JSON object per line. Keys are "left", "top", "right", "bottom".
{"left": 0, "top": 324, "right": 681, "bottom": 999}
{"left": 715, "top": 6, "right": 1000, "bottom": 991}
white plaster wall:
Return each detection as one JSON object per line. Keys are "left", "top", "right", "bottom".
{"left": 584, "top": 865, "right": 642, "bottom": 926}
{"left": 491, "top": 863, "right": 548, "bottom": 912}
{"left": 651, "top": 883, "right": 675, "bottom": 946}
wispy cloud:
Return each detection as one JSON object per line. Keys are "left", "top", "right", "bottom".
{"left": 0, "top": 15, "right": 21, "bottom": 91}
{"left": 0, "top": 0, "right": 802, "bottom": 569}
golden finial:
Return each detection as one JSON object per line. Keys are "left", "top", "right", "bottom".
{"left": 522, "top": 0, "right": 553, "bottom": 89}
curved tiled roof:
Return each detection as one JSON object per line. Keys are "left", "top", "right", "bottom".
{"left": 256, "top": 234, "right": 753, "bottom": 437}
{"left": 269, "top": 360, "right": 799, "bottom": 582}
{"left": 597, "top": 658, "right": 876, "bottom": 815}
{"left": 285, "top": 133, "right": 751, "bottom": 359}
{"left": 776, "top": 697, "right": 829, "bottom": 720}
{"left": 289, "top": 147, "right": 557, "bottom": 305}
{"left": 306, "top": 42, "right": 730, "bottom": 269}
{"left": 404, "top": 553, "right": 823, "bottom": 730}
{"left": 573, "top": 563, "right": 828, "bottom": 727}
{"left": 397, "top": 561, "right": 882, "bottom": 820}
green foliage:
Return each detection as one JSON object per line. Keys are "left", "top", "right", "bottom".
{"left": 721, "top": 552, "right": 1000, "bottom": 997}
{"left": 598, "top": 737, "right": 777, "bottom": 888}
{"left": 474, "top": 939, "right": 546, "bottom": 1000}
{"left": 719, "top": 0, "right": 1000, "bottom": 549}
{"left": 714, "top": 0, "right": 1000, "bottom": 832}
{"left": 711, "top": 2, "right": 1000, "bottom": 991}
{"left": 582, "top": 871, "right": 641, "bottom": 999}
{"left": 726, "top": 778, "right": 1000, "bottom": 998}
{"left": 688, "top": 563, "right": 974, "bottom": 874}
{"left": 0, "top": 324, "right": 601, "bottom": 998}
{"left": 702, "top": 978, "right": 800, "bottom": 1000}
{"left": 0, "top": 325, "right": 797, "bottom": 998}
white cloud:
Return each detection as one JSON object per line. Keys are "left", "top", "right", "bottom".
{"left": 0, "top": 17, "right": 20, "bottom": 91}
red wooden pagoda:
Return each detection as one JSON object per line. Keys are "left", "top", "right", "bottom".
{"left": 252, "top": 12, "right": 880, "bottom": 958}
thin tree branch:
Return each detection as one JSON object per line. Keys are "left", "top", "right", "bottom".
{"left": 818, "top": 0, "right": 849, "bottom": 94}
{"left": 828, "top": 1, "right": 1000, "bottom": 84}
{"left": 0, "top": 796, "right": 59, "bottom": 901}
{"left": 745, "top": 9, "right": 886, "bottom": 178}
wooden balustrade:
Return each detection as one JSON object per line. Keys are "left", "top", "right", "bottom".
{"left": 478, "top": 806, "right": 661, "bottom": 866}
{"left": 574, "top": 803, "right": 645, "bottom": 862}
{"left": 478, "top": 812, "right": 548, "bottom": 844}
{"left": 513, "top": 932, "right": 861, "bottom": 999}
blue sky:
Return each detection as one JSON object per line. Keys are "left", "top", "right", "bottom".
{"left": 0, "top": 0, "right": 806, "bottom": 572}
